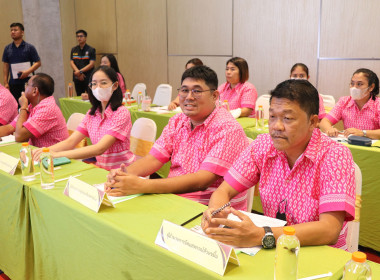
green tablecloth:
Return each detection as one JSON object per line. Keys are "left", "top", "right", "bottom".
{"left": 1, "top": 144, "right": 380, "bottom": 279}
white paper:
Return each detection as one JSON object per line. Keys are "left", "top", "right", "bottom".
{"left": 0, "top": 152, "right": 19, "bottom": 175}
{"left": 150, "top": 106, "right": 182, "bottom": 114}
{"left": 0, "top": 135, "right": 16, "bottom": 146}
{"left": 192, "top": 210, "right": 287, "bottom": 256}
{"left": 11, "top": 62, "right": 32, "bottom": 79}
{"left": 93, "top": 183, "right": 142, "bottom": 204}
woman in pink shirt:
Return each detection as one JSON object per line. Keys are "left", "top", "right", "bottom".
{"left": 33, "top": 66, "right": 135, "bottom": 170}
{"left": 320, "top": 68, "right": 380, "bottom": 139}
{"left": 218, "top": 57, "right": 258, "bottom": 118}
{"left": 290, "top": 63, "right": 326, "bottom": 119}
{"left": 100, "top": 54, "right": 127, "bottom": 95}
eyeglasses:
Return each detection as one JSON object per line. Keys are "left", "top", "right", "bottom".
{"left": 25, "top": 83, "right": 33, "bottom": 89}
{"left": 76, "top": 35, "right": 85, "bottom": 38}
{"left": 88, "top": 81, "right": 112, "bottom": 89}
{"left": 177, "top": 88, "right": 215, "bottom": 99}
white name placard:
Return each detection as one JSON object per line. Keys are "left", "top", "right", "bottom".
{"left": 63, "top": 177, "right": 114, "bottom": 212}
{"left": 0, "top": 152, "right": 19, "bottom": 175}
{"left": 155, "top": 220, "right": 239, "bottom": 276}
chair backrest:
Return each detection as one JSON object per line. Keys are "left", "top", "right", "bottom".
{"left": 67, "top": 113, "right": 87, "bottom": 148}
{"left": 346, "top": 163, "right": 362, "bottom": 253}
{"left": 130, "top": 118, "right": 157, "bottom": 158}
{"left": 320, "top": 94, "right": 336, "bottom": 108}
{"left": 255, "top": 94, "right": 271, "bottom": 119}
{"left": 153, "top": 84, "right": 172, "bottom": 106}
{"left": 131, "top": 83, "right": 147, "bottom": 100}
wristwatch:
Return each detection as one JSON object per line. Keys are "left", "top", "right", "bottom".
{"left": 262, "top": 226, "right": 276, "bottom": 249}
{"left": 363, "top": 130, "right": 367, "bottom": 137}
{"left": 80, "top": 70, "right": 83, "bottom": 75}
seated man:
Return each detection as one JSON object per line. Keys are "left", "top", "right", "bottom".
{"left": 0, "top": 83, "right": 18, "bottom": 125}
{"left": 0, "top": 73, "right": 69, "bottom": 147}
{"left": 202, "top": 79, "right": 355, "bottom": 250}
{"left": 106, "top": 65, "right": 249, "bottom": 210}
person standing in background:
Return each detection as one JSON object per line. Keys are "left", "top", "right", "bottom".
{"left": 70, "top": 30, "right": 96, "bottom": 95}
{"left": 100, "top": 54, "right": 127, "bottom": 94}
{"left": 2, "top": 22, "right": 41, "bottom": 103}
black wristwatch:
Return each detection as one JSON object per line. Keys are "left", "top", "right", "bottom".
{"left": 262, "top": 226, "right": 276, "bottom": 249}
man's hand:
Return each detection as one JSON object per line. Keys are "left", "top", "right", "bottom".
{"left": 19, "top": 92, "right": 29, "bottom": 108}
{"left": 19, "top": 71, "right": 29, "bottom": 79}
{"left": 105, "top": 165, "right": 142, "bottom": 196}
{"left": 74, "top": 70, "right": 81, "bottom": 77}
{"left": 203, "top": 208, "right": 262, "bottom": 247}
{"left": 344, "top": 128, "right": 364, "bottom": 137}
{"left": 4, "top": 83, "right": 9, "bottom": 89}
{"left": 326, "top": 127, "right": 339, "bottom": 137}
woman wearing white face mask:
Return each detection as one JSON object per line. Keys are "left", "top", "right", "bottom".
{"left": 33, "top": 66, "right": 135, "bottom": 170}
{"left": 320, "top": 68, "right": 380, "bottom": 139}
{"left": 290, "top": 63, "right": 326, "bottom": 119}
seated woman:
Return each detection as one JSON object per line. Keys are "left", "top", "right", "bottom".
{"left": 290, "top": 63, "right": 326, "bottom": 119}
{"left": 320, "top": 68, "right": 380, "bottom": 139}
{"left": 168, "top": 58, "right": 203, "bottom": 110}
{"left": 100, "top": 54, "right": 127, "bottom": 94}
{"left": 218, "top": 57, "right": 257, "bottom": 118}
{"left": 33, "top": 66, "right": 135, "bottom": 170}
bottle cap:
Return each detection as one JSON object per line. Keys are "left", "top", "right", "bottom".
{"left": 22, "top": 142, "right": 29, "bottom": 147}
{"left": 138, "top": 91, "right": 142, "bottom": 95}
{"left": 69, "top": 82, "right": 72, "bottom": 86}
{"left": 122, "top": 102, "right": 125, "bottom": 106}
{"left": 42, "top": 148, "right": 50, "bottom": 152}
{"left": 352, "top": 251, "right": 367, "bottom": 263}
{"left": 259, "top": 105, "right": 263, "bottom": 108}
{"left": 283, "top": 226, "right": 296, "bottom": 235}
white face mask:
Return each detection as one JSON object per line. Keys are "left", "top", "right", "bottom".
{"left": 92, "top": 83, "right": 115, "bottom": 102}
{"left": 350, "top": 87, "right": 369, "bottom": 100}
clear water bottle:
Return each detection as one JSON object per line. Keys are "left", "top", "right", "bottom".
{"left": 137, "top": 91, "right": 143, "bottom": 111}
{"left": 222, "top": 100, "right": 230, "bottom": 111}
{"left": 256, "top": 105, "right": 264, "bottom": 128}
{"left": 274, "top": 226, "right": 300, "bottom": 280}
{"left": 68, "top": 82, "right": 74, "bottom": 98}
{"left": 342, "top": 251, "right": 372, "bottom": 280}
{"left": 142, "top": 96, "right": 152, "bottom": 111}
{"left": 20, "top": 142, "right": 35, "bottom": 181}
{"left": 39, "top": 148, "right": 54, "bottom": 189}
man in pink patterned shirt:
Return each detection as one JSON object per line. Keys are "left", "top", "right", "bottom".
{"left": 106, "top": 65, "right": 250, "bottom": 210}
{"left": 0, "top": 83, "right": 18, "bottom": 125}
{"left": 202, "top": 79, "right": 356, "bottom": 250}
{"left": 0, "top": 73, "right": 68, "bottom": 147}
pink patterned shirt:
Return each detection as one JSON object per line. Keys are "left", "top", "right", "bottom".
{"left": 325, "top": 96, "right": 380, "bottom": 130}
{"left": 150, "top": 107, "right": 249, "bottom": 210}
{"left": 225, "top": 129, "right": 355, "bottom": 250}
{"left": 318, "top": 94, "right": 326, "bottom": 119}
{"left": 11, "top": 96, "right": 69, "bottom": 147}
{"left": 218, "top": 82, "right": 258, "bottom": 117}
{"left": 77, "top": 105, "right": 135, "bottom": 171}
{"left": 0, "top": 84, "right": 18, "bottom": 125}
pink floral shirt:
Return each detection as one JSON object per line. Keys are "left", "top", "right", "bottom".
{"left": 77, "top": 105, "right": 135, "bottom": 170}
{"left": 0, "top": 84, "right": 18, "bottom": 125}
{"left": 218, "top": 82, "right": 258, "bottom": 117}
{"left": 11, "top": 96, "right": 69, "bottom": 147}
{"left": 225, "top": 129, "right": 355, "bottom": 250}
{"left": 150, "top": 107, "right": 249, "bottom": 210}
{"left": 325, "top": 96, "right": 380, "bottom": 130}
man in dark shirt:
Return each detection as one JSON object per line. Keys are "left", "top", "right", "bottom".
{"left": 70, "top": 30, "right": 96, "bottom": 95}
{"left": 2, "top": 22, "right": 41, "bottom": 102}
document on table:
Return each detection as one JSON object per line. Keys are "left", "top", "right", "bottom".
{"left": 11, "top": 62, "right": 32, "bottom": 79}
{"left": 149, "top": 106, "right": 182, "bottom": 114}
{"left": 93, "top": 183, "right": 142, "bottom": 204}
{"left": 0, "top": 135, "right": 16, "bottom": 146}
{"left": 191, "top": 211, "right": 287, "bottom": 256}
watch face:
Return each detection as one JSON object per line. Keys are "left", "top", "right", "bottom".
{"left": 263, "top": 234, "right": 276, "bottom": 249}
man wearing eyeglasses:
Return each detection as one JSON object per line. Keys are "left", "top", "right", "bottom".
{"left": 106, "top": 65, "right": 250, "bottom": 210}
{"left": 202, "top": 79, "right": 356, "bottom": 250}
{"left": 70, "top": 29, "right": 96, "bottom": 96}
{"left": 0, "top": 73, "right": 68, "bottom": 147}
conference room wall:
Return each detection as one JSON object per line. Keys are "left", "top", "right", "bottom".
{"left": 0, "top": 0, "right": 23, "bottom": 86}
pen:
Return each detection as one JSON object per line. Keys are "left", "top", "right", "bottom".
{"left": 180, "top": 212, "right": 203, "bottom": 226}
{"left": 211, "top": 202, "right": 231, "bottom": 216}
{"left": 298, "top": 272, "right": 332, "bottom": 280}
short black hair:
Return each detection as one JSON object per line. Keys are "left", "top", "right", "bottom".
{"left": 270, "top": 79, "right": 319, "bottom": 117}
{"left": 226, "top": 57, "right": 249, "bottom": 83}
{"left": 10, "top": 22, "right": 24, "bottom": 31}
{"left": 76, "top": 29, "right": 87, "bottom": 37}
{"left": 31, "top": 73, "right": 54, "bottom": 97}
{"left": 88, "top": 66, "right": 122, "bottom": 115}
{"left": 353, "top": 68, "right": 379, "bottom": 100}
{"left": 290, "top": 63, "right": 309, "bottom": 77}
{"left": 185, "top": 58, "right": 203, "bottom": 68}
{"left": 181, "top": 65, "right": 218, "bottom": 90}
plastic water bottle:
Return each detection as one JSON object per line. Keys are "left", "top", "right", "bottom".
{"left": 342, "top": 251, "right": 372, "bottom": 279}
{"left": 142, "top": 96, "right": 152, "bottom": 111}
{"left": 137, "top": 91, "right": 143, "bottom": 111}
{"left": 68, "top": 82, "right": 74, "bottom": 98}
{"left": 256, "top": 105, "right": 264, "bottom": 129}
{"left": 126, "top": 89, "right": 131, "bottom": 100}
{"left": 222, "top": 100, "right": 230, "bottom": 111}
{"left": 39, "top": 148, "right": 54, "bottom": 189}
{"left": 274, "top": 226, "right": 300, "bottom": 280}
{"left": 20, "top": 142, "right": 35, "bottom": 181}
